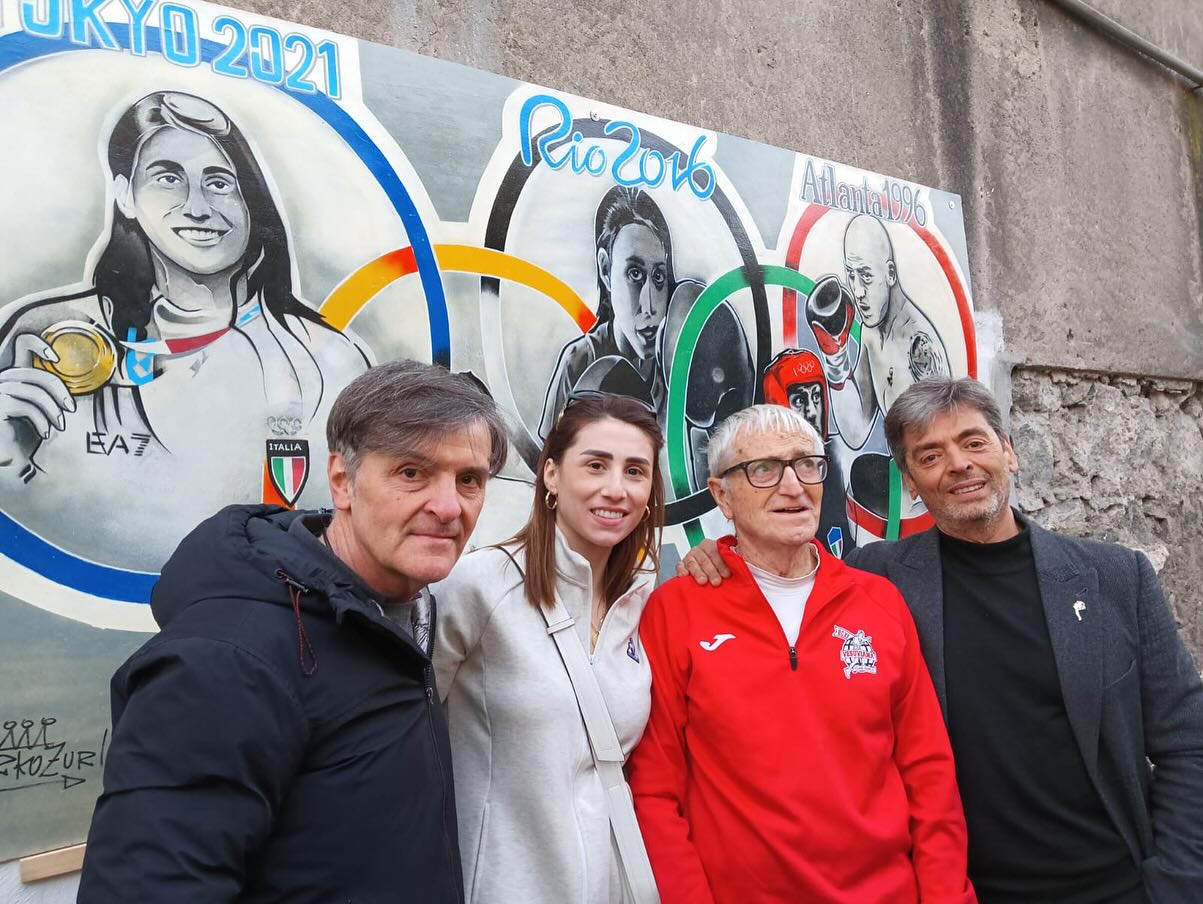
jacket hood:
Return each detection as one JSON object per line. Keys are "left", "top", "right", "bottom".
{"left": 150, "top": 504, "right": 379, "bottom": 629}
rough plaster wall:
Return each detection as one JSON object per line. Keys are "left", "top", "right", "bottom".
{"left": 1012, "top": 367, "right": 1203, "bottom": 659}
{"left": 949, "top": 2, "right": 1203, "bottom": 380}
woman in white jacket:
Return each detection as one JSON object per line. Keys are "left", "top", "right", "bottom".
{"left": 434, "top": 391, "right": 664, "bottom": 904}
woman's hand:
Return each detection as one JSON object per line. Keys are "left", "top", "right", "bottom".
{"left": 0, "top": 333, "right": 76, "bottom": 480}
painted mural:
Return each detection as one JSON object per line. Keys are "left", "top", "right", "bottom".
{"left": 0, "top": 0, "right": 975, "bottom": 860}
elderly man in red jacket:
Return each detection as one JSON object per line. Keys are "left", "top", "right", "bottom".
{"left": 627, "top": 403, "right": 974, "bottom": 904}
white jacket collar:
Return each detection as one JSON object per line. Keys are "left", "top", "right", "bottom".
{"left": 553, "top": 525, "right": 594, "bottom": 593}
{"left": 551, "top": 525, "right": 655, "bottom": 605}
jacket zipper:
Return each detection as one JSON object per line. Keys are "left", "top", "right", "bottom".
{"left": 337, "top": 597, "right": 456, "bottom": 898}
{"left": 789, "top": 645, "right": 798, "bottom": 671}
{"left": 589, "top": 580, "right": 645, "bottom": 663}
{"left": 589, "top": 599, "right": 611, "bottom": 664}
{"left": 424, "top": 664, "right": 458, "bottom": 901}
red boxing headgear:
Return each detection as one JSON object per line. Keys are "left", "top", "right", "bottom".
{"left": 762, "top": 349, "right": 830, "bottom": 439}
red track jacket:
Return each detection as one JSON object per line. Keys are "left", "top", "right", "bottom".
{"left": 628, "top": 538, "right": 974, "bottom": 904}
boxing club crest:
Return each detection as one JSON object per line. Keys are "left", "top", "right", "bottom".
{"left": 832, "top": 624, "right": 878, "bottom": 679}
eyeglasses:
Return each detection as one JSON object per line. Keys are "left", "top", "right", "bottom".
{"left": 719, "top": 455, "right": 829, "bottom": 488}
{"left": 564, "top": 389, "right": 657, "bottom": 416}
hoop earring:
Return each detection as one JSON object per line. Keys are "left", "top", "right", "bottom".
{"left": 641, "top": 506, "right": 650, "bottom": 522}
{"left": 545, "top": 491, "right": 558, "bottom": 511}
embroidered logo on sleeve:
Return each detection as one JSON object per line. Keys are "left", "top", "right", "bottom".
{"left": 832, "top": 625, "right": 877, "bottom": 678}
{"left": 626, "top": 635, "right": 641, "bottom": 663}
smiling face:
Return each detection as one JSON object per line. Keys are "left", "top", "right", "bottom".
{"left": 543, "top": 416, "right": 656, "bottom": 567}
{"left": 115, "top": 126, "right": 250, "bottom": 277}
{"left": 843, "top": 215, "right": 896, "bottom": 329}
{"left": 708, "top": 426, "right": 823, "bottom": 563}
{"left": 900, "top": 406, "right": 1019, "bottom": 543}
{"left": 328, "top": 422, "right": 493, "bottom": 600}
{"left": 600, "top": 222, "right": 669, "bottom": 361}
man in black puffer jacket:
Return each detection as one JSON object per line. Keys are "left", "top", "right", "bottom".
{"left": 79, "top": 361, "right": 509, "bottom": 903}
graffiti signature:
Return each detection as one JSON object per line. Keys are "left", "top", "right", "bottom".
{"left": 0, "top": 717, "right": 107, "bottom": 795}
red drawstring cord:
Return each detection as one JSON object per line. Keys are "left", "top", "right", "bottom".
{"left": 277, "top": 570, "right": 318, "bottom": 676}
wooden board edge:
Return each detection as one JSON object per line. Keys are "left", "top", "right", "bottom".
{"left": 18, "top": 843, "right": 86, "bottom": 883}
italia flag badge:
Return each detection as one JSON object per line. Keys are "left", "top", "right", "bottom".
{"left": 264, "top": 440, "right": 310, "bottom": 508}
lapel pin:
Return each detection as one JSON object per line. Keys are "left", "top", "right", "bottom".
{"left": 1073, "top": 600, "right": 1086, "bottom": 622}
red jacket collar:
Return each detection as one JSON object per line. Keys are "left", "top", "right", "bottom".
{"left": 714, "top": 534, "right": 855, "bottom": 619}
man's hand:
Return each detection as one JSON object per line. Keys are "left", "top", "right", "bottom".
{"left": 675, "top": 539, "right": 731, "bottom": 586}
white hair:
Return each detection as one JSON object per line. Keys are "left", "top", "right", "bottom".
{"left": 707, "top": 405, "right": 824, "bottom": 476}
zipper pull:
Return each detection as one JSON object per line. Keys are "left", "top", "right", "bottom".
{"left": 789, "top": 646, "right": 798, "bottom": 671}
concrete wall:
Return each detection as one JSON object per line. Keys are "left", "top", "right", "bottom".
{"left": 1092, "top": 0, "right": 1203, "bottom": 65}
{"left": 236, "top": 0, "right": 1203, "bottom": 380}
{"left": 8, "top": 0, "right": 1201, "bottom": 897}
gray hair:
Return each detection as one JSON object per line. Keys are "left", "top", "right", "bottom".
{"left": 884, "top": 377, "right": 1006, "bottom": 473}
{"left": 707, "top": 404, "right": 823, "bottom": 476}
{"left": 327, "top": 360, "right": 508, "bottom": 476}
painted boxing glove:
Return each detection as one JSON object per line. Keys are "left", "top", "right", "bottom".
{"left": 805, "top": 275, "right": 855, "bottom": 388}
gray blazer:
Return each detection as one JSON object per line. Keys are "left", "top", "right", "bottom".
{"left": 848, "top": 512, "right": 1203, "bottom": 903}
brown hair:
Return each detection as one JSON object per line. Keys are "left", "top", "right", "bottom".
{"left": 510, "top": 394, "right": 664, "bottom": 609}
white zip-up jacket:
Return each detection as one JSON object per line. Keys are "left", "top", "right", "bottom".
{"left": 433, "top": 531, "right": 654, "bottom": 904}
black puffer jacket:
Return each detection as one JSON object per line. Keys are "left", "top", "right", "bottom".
{"left": 79, "top": 505, "right": 464, "bottom": 903}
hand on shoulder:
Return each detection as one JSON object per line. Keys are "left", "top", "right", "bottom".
{"left": 675, "top": 538, "right": 731, "bottom": 587}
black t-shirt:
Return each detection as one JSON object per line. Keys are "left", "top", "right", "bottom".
{"left": 941, "top": 525, "right": 1145, "bottom": 904}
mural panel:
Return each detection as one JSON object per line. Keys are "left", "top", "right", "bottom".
{"left": 0, "top": 0, "right": 974, "bottom": 860}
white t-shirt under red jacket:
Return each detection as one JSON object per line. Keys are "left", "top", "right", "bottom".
{"left": 627, "top": 536, "right": 975, "bottom": 904}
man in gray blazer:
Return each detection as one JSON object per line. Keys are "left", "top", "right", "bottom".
{"left": 681, "top": 377, "right": 1203, "bottom": 903}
